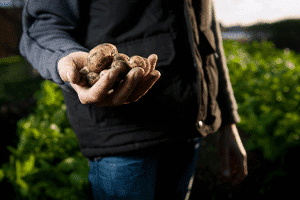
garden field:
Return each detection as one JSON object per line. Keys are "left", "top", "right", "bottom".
{"left": 1, "top": 39, "right": 300, "bottom": 199}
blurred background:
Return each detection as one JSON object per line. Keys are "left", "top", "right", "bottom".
{"left": 0, "top": 0, "right": 300, "bottom": 199}
{"left": 214, "top": 0, "right": 300, "bottom": 53}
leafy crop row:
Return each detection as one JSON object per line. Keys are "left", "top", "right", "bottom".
{"left": 1, "top": 81, "right": 90, "bottom": 199}
{"left": 225, "top": 40, "right": 300, "bottom": 161}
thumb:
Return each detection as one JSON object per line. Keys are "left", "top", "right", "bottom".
{"left": 66, "top": 66, "right": 81, "bottom": 84}
{"left": 58, "top": 52, "right": 87, "bottom": 84}
{"left": 58, "top": 55, "right": 75, "bottom": 83}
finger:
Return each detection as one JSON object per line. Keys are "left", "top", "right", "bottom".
{"left": 58, "top": 52, "right": 88, "bottom": 84}
{"left": 147, "top": 54, "right": 158, "bottom": 71}
{"left": 76, "top": 68, "right": 119, "bottom": 104}
{"left": 104, "top": 67, "right": 144, "bottom": 106}
{"left": 72, "top": 52, "right": 89, "bottom": 70}
{"left": 58, "top": 57, "right": 76, "bottom": 82}
{"left": 71, "top": 52, "right": 89, "bottom": 85}
{"left": 129, "top": 55, "right": 150, "bottom": 77}
{"left": 229, "top": 163, "right": 239, "bottom": 186}
{"left": 232, "top": 157, "right": 248, "bottom": 186}
{"left": 231, "top": 170, "right": 245, "bottom": 186}
{"left": 231, "top": 145, "right": 248, "bottom": 186}
{"left": 111, "top": 59, "right": 131, "bottom": 80}
{"left": 99, "top": 69, "right": 109, "bottom": 78}
{"left": 143, "top": 57, "right": 151, "bottom": 76}
{"left": 227, "top": 148, "right": 247, "bottom": 186}
{"left": 127, "top": 70, "right": 161, "bottom": 102}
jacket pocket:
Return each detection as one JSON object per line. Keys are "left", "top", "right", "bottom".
{"left": 116, "top": 33, "right": 176, "bottom": 67}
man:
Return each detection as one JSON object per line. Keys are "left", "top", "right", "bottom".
{"left": 20, "top": 0, "right": 247, "bottom": 199}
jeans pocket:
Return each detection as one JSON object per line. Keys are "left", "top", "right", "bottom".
{"left": 88, "top": 156, "right": 157, "bottom": 200}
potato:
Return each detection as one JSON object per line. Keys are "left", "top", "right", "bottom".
{"left": 86, "top": 43, "right": 118, "bottom": 73}
{"left": 113, "top": 53, "right": 130, "bottom": 63}
{"left": 111, "top": 59, "right": 131, "bottom": 80}
{"left": 86, "top": 72, "right": 100, "bottom": 86}
{"left": 129, "top": 55, "right": 145, "bottom": 68}
{"left": 129, "top": 55, "right": 150, "bottom": 75}
{"left": 78, "top": 43, "right": 157, "bottom": 88}
{"left": 79, "top": 65, "right": 89, "bottom": 75}
{"left": 79, "top": 43, "right": 117, "bottom": 86}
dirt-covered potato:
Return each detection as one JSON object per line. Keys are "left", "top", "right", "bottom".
{"left": 86, "top": 72, "right": 100, "bottom": 86}
{"left": 113, "top": 53, "right": 130, "bottom": 63}
{"left": 129, "top": 55, "right": 145, "bottom": 68}
{"left": 129, "top": 55, "right": 150, "bottom": 76}
{"left": 78, "top": 43, "right": 157, "bottom": 87}
{"left": 86, "top": 43, "right": 118, "bottom": 73}
{"left": 111, "top": 59, "right": 131, "bottom": 80}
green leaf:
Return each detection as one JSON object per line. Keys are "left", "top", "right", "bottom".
{"left": 57, "top": 157, "right": 77, "bottom": 172}
{"left": 0, "top": 169, "right": 4, "bottom": 182}
{"left": 23, "top": 154, "right": 35, "bottom": 174}
{"left": 231, "top": 56, "right": 241, "bottom": 63}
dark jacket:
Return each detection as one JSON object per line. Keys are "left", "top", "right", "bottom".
{"left": 19, "top": 0, "right": 240, "bottom": 158}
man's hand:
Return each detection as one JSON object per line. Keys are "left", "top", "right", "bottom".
{"left": 217, "top": 123, "right": 248, "bottom": 186}
{"left": 58, "top": 51, "right": 161, "bottom": 107}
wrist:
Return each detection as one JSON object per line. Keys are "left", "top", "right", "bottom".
{"left": 219, "top": 123, "right": 235, "bottom": 133}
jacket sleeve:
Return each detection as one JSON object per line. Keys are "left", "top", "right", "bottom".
{"left": 19, "top": 0, "right": 89, "bottom": 92}
{"left": 211, "top": 4, "right": 241, "bottom": 126}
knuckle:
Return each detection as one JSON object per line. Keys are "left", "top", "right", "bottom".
{"left": 79, "top": 97, "right": 88, "bottom": 105}
{"left": 79, "top": 93, "right": 95, "bottom": 105}
{"left": 111, "top": 98, "right": 120, "bottom": 106}
{"left": 90, "top": 94, "right": 99, "bottom": 103}
{"left": 114, "top": 101, "right": 121, "bottom": 106}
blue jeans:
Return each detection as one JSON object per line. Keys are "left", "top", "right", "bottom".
{"left": 88, "top": 137, "right": 201, "bottom": 200}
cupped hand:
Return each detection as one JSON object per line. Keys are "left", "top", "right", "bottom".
{"left": 58, "top": 52, "right": 160, "bottom": 107}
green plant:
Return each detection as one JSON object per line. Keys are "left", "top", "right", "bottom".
{"left": 224, "top": 39, "right": 300, "bottom": 161}
{"left": 1, "top": 80, "right": 90, "bottom": 199}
